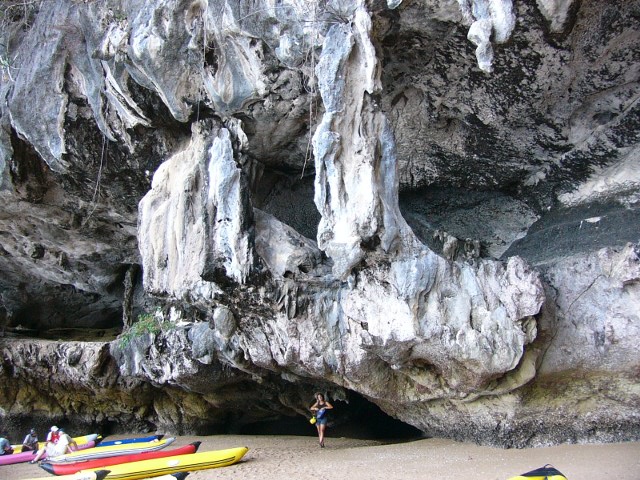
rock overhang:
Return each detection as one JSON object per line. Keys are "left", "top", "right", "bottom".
{"left": 0, "top": 0, "right": 638, "bottom": 447}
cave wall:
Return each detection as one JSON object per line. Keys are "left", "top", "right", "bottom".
{"left": 0, "top": 0, "right": 638, "bottom": 447}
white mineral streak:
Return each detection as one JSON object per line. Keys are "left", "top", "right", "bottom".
{"left": 298, "top": 3, "right": 544, "bottom": 398}
{"left": 127, "top": 2, "right": 202, "bottom": 122}
{"left": 102, "top": 62, "right": 151, "bottom": 130}
{"left": 97, "top": 24, "right": 152, "bottom": 138}
{"left": 195, "top": 2, "right": 272, "bottom": 112}
{"left": 99, "top": 22, "right": 128, "bottom": 60}
{"left": 313, "top": 7, "right": 405, "bottom": 278}
{"left": 201, "top": 35, "right": 268, "bottom": 112}
{"left": 4, "top": 3, "right": 71, "bottom": 172}
{"left": 138, "top": 127, "right": 211, "bottom": 297}
{"left": 3, "top": 2, "right": 168, "bottom": 172}
{"left": 458, "top": 0, "right": 516, "bottom": 72}
{"left": 206, "top": 128, "right": 256, "bottom": 283}
{"left": 138, "top": 122, "right": 254, "bottom": 298}
{"left": 0, "top": 118, "right": 12, "bottom": 192}
{"left": 536, "top": 0, "right": 574, "bottom": 33}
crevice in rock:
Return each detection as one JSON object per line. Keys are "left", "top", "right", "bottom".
{"left": 122, "top": 263, "right": 140, "bottom": 329}
{"left": 253, "top": 170, "right": 320, "bottom": 241}
{"left": 399, "top": 186, "right": 539, "bottom": 260}
{"left": 1, "top": 281, "right": 126, "bottom": 340}
{"left": 8, "top": 129, "right": 54, "bottom": 203}
{"left": 502, "top": 200, "right": 640, "bottom": 266}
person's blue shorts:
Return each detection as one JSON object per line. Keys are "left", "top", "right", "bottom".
{"left": 316, "top": 417, "right": 328, "bottom": 425}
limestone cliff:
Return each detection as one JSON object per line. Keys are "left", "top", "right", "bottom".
{"left": 0, "top": 0, "right": 638, "bottom": 447}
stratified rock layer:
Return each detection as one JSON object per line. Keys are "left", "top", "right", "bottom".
{"left": 0, "top": 0, "right": 638, "bottom": 447}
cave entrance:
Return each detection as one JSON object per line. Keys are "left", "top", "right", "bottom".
{"left": 239, "top": 391, "right": 423, "bottom": 441}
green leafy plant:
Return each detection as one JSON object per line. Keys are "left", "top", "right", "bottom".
{"left": 117, "top": 309, "right": 173, "bottom": 349}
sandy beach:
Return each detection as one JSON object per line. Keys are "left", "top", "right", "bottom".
{"left": 8, "top": 434, "right": 640, "bottom": 480}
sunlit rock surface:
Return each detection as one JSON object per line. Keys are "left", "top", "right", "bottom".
{"left": 0, "top": 0, "right": 638, "bottom": 447}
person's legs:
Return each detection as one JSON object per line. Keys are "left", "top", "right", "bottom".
{"left": 30, "top": 446, "right": 46, "bottom": 463}
{"left": 318, "top": 423, "right": 326, "bottom": 447}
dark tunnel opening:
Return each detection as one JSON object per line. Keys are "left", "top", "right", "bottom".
{"left": 238, "top": 392, "right": 424, "bottom": 441}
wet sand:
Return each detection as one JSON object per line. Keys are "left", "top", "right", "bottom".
{"left": 9, "top": 434, "right": 640, "bottom": 479}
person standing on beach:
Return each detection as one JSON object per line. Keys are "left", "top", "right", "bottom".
{"left": 310, "top": 392, "right": 333, "bottom": 448}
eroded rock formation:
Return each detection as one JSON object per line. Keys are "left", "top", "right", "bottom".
{"left": 0, "top": 0, "right": 638, "bottom": 447}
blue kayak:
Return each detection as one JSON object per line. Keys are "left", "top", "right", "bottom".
{"left": 98, "top": 434, "right": 164, "bottom": 446}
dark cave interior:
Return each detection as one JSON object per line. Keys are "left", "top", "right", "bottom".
{"left": 238, "top": 392, "right": 423, "bottom": 441}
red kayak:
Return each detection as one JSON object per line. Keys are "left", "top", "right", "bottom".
{"left": 40, "top": 441, "right": 201, "bottom": 475}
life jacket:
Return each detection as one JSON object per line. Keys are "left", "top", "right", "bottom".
{"left": 316, "top": 402, "right": 328, "bottom": 419}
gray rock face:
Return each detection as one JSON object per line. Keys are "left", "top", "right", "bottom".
{"left": 0, "top": 0, "right": 638, "bottom": 447}
{"left": 138, "top": 120, "right": 256, "bottom": 296}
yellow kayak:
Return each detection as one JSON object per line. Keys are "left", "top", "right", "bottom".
{"left": 12, "top": 433, "right": 100, "bottom": 452}
{"left": 508, "top": 464, "right": 568, "bottom": 480}
{"left": 47, "top": 438, "right": 175, "bottom": 463}
{"left": 21, "top": 469, "right": 110, "bottom": 480}
{"left": 83, "top": 447, "right": 248, "bottom": 480}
